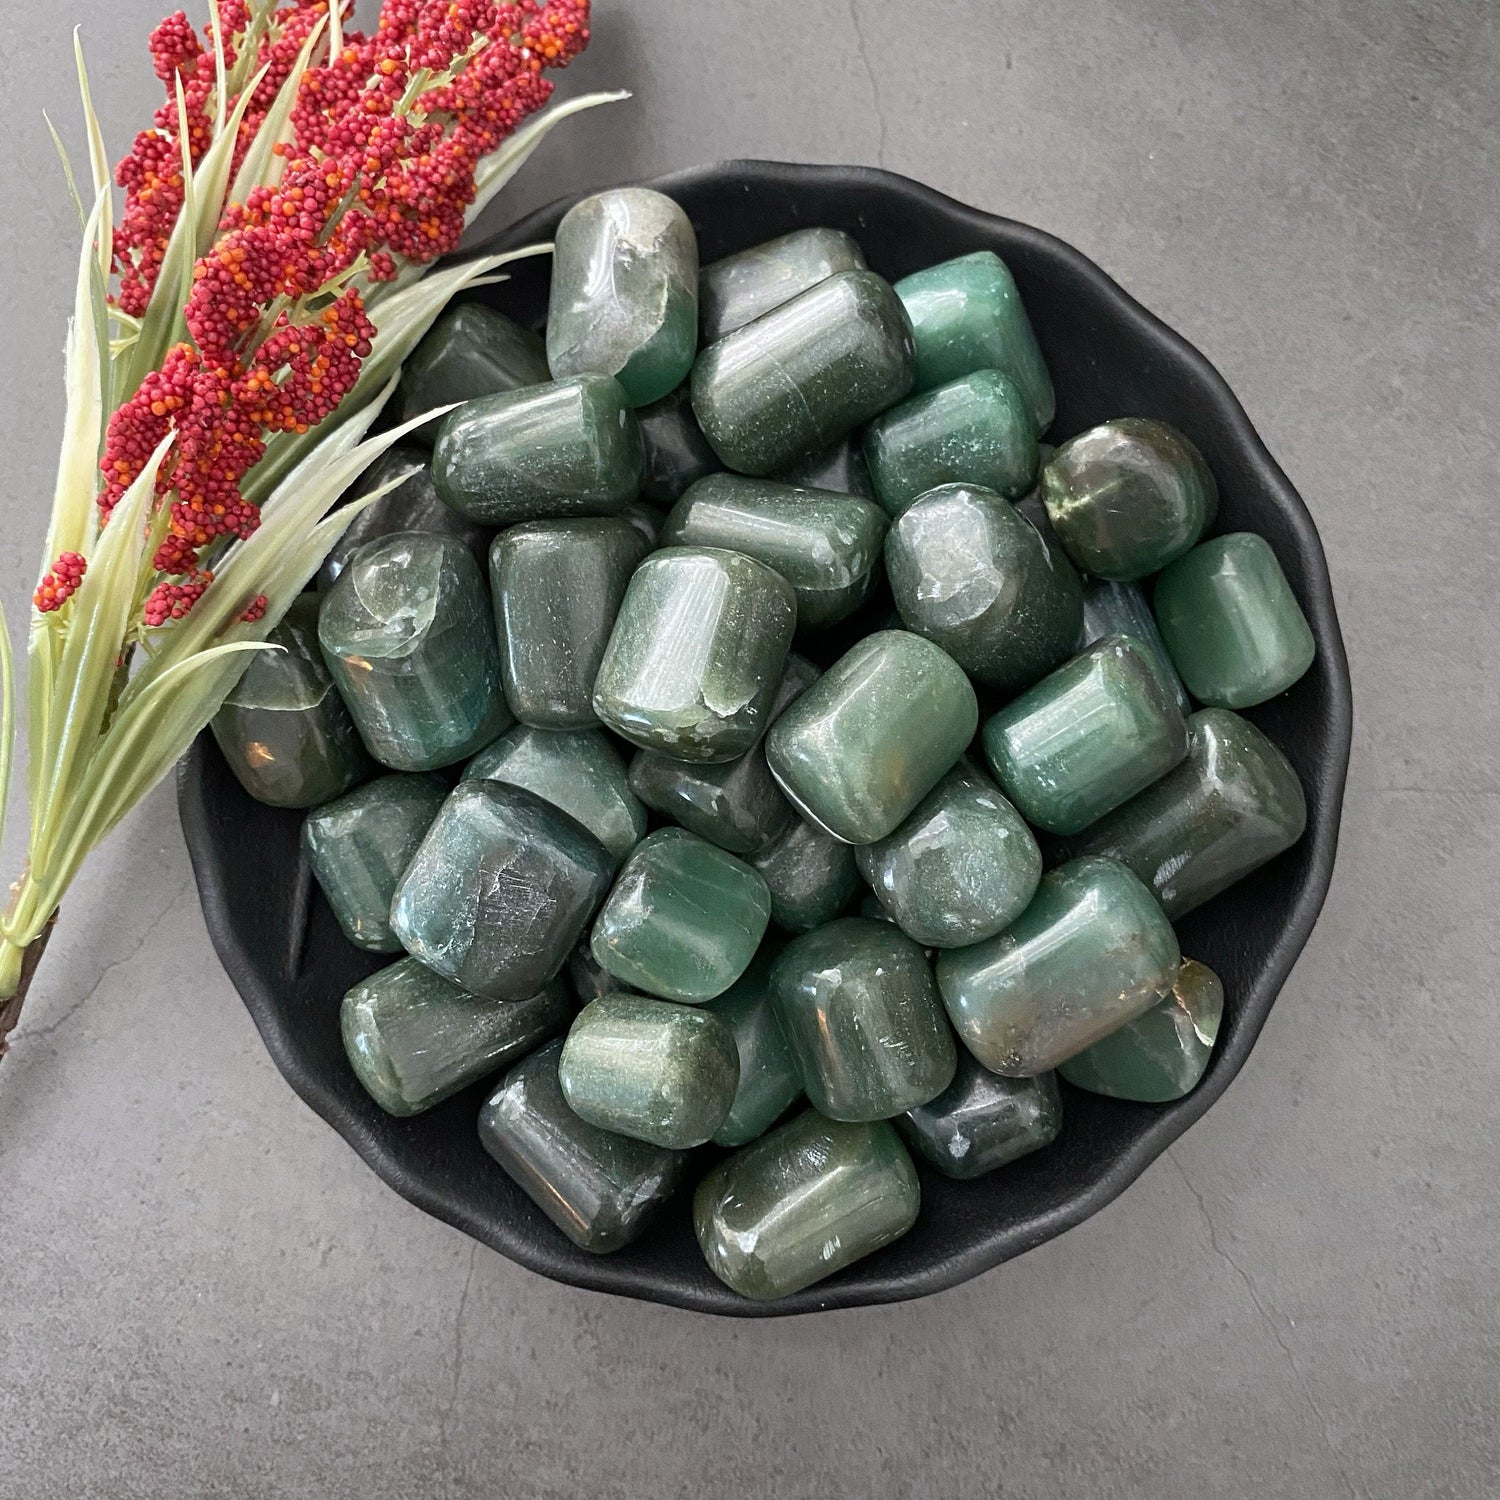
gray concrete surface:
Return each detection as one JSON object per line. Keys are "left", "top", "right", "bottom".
{"left": 2, "top": 1, "right": 1497, "bottom": 1495}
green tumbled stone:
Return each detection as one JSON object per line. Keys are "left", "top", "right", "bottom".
{"left": 704, "top": 951, "right": 803, "bottom": 1146}
{"left": 432, "top": 374, "right": 643, "bottom": 526}
{"left": 1060, "top": 957, "right": 1223, "bottom": 1102}
{"left": 765, "top": 630, "right": 978, "bottom": 845}
{"left": 898, "top": 1053, "right": 1061, "bottom": 1179}
{"left": 982, "top": 635, "right": 1189, "bottom": 836}
{"left": 771, "top": 918, "right": 957, "bottom": 1121}
{"left": 857, "top": 760, "right": 1041, "bottom": 949}
{"left": 593, "top": 547, "right": 797, "bottom": 763}
{"left": 694, "top": 1111, "right": 919, "bottom": 1300}
{"left": 391, "top": 782, "right": 613, "bottom": 999}
{"left": 398, "top": 302, "right": 549, "bottom": 444}
{"left": 775, "top": 433, "right": 877, "bottom": 501}
{"left": 301, "top": 772, "right": 448, "bottom": 952}
{"left": 749, "top": 816, "right": 862, "bottom": 933}
{"left": 637, "top": 383, "right": 722, "bottom": 503}
{"left": 1154, "top": 531, "right": 1317, "bottom": 708}
{"left": 559, "top": 993, "right": 739, "bottom": 1149}
{"left": 662, "top": 474, "right": 887, "bottom": 628}
{"left": 1069, "top": 708, "right": 1307, "bottom": 918}
{"left": 895, "top": 250, "right": 1054, "bottom": 429}
{"left": 479, "top": 1040, "right": 688, "bottom": 1254}
{"left": 319, "top": 533, "right": 510, "bottom": 772}
{"left": 489, "top": 517, "right": 648, "bottom": 729}
{"left": 212, "top": 595, "right": 368, "bottom": 808}
{"left": 590, "top": 829, "right": 772, "bottom": 1003}
{"left": 885, "top": 483, "right": 1083, "bottom": 694}
{"left": 936, "top": 856, "right": 1180, "bottom": 1076}
{"left": 462, "top": 724, "right": 646, "bottom": 866}
{"left": 699, "top": 226, "right": 867, "bottom": 343}
{"left": 342, "top": 957, "right": 570, "bottom": 1117}
{"left": 547, "top": 188, "right": 699, "bottom": 407}
{"left": 1041, "top": 418, "right": 1217, "bottom": 581}
{"left": 691, "top": 270, "right": 915, "bottom": 475}
{"left": 1079, "top": 578, "right": 1191, "bottom": 716}
{"left": 865, "top": 369, "right": 1038, "bottom": 516}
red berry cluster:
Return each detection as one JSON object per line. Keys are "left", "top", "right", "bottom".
{"left": 34, "top": 553, "right": 88, "bottom": 613}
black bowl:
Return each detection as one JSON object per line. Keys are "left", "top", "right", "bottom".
{"left": 178, "top": 160, "right": 1352, "bottom": 1316}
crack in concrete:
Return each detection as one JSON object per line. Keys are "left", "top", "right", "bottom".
{"left": 1170, "top": 1152, "right": 1361, "bottom": 1500}
{"left": 847, "top": 0, "right": 889, "bottom": 167}
{"left": 438, "top": 1243, "right": 480, "bottom": 1458}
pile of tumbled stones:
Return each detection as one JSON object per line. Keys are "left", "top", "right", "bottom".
{"left": 211, "top": 187, "right": 1316, "bottom": 1301}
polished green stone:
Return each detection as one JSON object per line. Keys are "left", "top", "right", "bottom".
{"left": 895, "top": 250, "right": 1054, "bottom": 430}
{"left": 398, "top": 302, "right": 549, "bottom": 444}
{"left": 749, "top": 816, "right": 862, "bottom": 933}
{"left": 765, "top": 629, "right": 978, "bottom": 844}
{"left": 318, "top": 533, "right": 510, "bottom": 772}
{"left": 593, "top": 547, "right": 797, "bottom": 762}
{"left": 771, "top": 918, "right": 957, "bottom": 1121}
{"left": 691, "top": 270, "right": 915, "bottom": 475}
{"left": 982, "top": 635, "right": 1189, "bottom": 836}
{"left": 694, "top": 1111, "right": 919, "bottom": 1300}
{"left": 590, "top": 828, "right": 772, "bottom": 1002}
{"left": 1060, "top": 958, "right": 1223, "bottom": 1102}
{"left": 898, "top": 1052, "right": 1061, "bottom": 1179}
{"left": 461, "top": 724, "right": 646, "bottom": 865}
{"left": 301, "top": 772, "right": 448, "bottom": 952}
{"left": 936, "top": 856, "right": 1180, "bottom": 1075}
{"left": 1154, "top": 531, "right": 1317, "bottom": 708}
{"left": 703, "top": 951, "right": 803, "bottom": 1146}
{"left": 637, "top": 383, "right": 721, "bottom": 503}
{"left": 661, "top": 473, "right": 887, "bottom": 627}
{"left": 1041, "top": 418, "right": 1217, "bottom": 581}
{"left": 341, "top": 956, "right": 570, "bottom": 1116}
{"left": 212, "top": 595, "right": 368, "bottom": 808}
{"left": 489, "top": 517, "right": 648, "bottom": 729}
{"left": 391, "top": 781, "right": 613, "bottom": 999}
{"left": 432, "top": 374, "right": 643, "bottom": 526}
{"left": 856, "top": 760, "right": 1041, "bottom": 948}
{"left": 865, "top": 369, "right": 1038, "bottom": 516}
{"left": 479, "top": 1040, "right": 688, "bottom": 1254}
{"left": 547, "top": 188, "right": 699, "bottom": 407}
{"left": 1079, "top": 578, "right": 1191, "bottom": 716}
{"left": 885, "top": 483, "right": 1083, "bottom": 693}
{"left": 1069, "top": 708, "right": 1307, "bottom": 917}
{"left": 775, "top": 433, "right": 877, "bottom": 501}
{"left": 699, "top": 227, "right": 867, "bottom": 343}
{"left": 559, "top": 993, "right": 739, "bottom": 1148}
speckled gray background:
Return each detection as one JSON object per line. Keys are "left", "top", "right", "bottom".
{"left": 2, "top": 2, "right": 1497, "bottom": 1496}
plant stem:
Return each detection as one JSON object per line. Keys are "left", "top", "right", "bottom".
{"left": 0, "top": 912, "right": 58, "bottom": 1060}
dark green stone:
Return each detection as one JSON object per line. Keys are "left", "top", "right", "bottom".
{"left": 936, "top": 856, "right": 1180, "bottom": 1075}
{"left": 1079, "top": 578, "right": 1191, "bottom": 716}
{"left": 559, "top": 993, "right": 739, "bottom": 1148}
{"left": 318, "top": 532, "right": 510, "bottom": 772}
{"left": 661, "top": 474, "right": 887, "bottom": 627}
{"left": 567, "top": 940, "right": 615, "bottom": 1006}
{"left": 301, "top": 772, "right": 448, "bottom": 953}
{"left": 593, "top": 547, "right": 797, "bottom": 763}
{"left": 694, "top": 1111, "right": 919, "bottom": 1300}
{"left": 856, "top": 760, "right": 1042, "bottom": 949}
{"left": 699, "top": 227, "right": 867, "bottom": 343}
{"left": 1041, "top": 418, "right": 1217, "bottom": 581}
{"left": 775, "top": 433, "right": 877, "bottom": 501}
{"left": 462, "top": 724, "right": 646, "bottom": 865}
{"left": 1154, "top": 531, "right": 1317, "bottom": 708}
{"left": 885, "top": 483, "right": 1083, "bottom": 693}
{"left": 212, "top": 595, "right": 368, "bottom": 808}
{"left": 898, "top": 1053, "right": 1061, "bottom": 1179}
{"left": 432, "top": 374, "right": 643, "bottom": 526}
{"left": 590, "top": 828, "right": 772, "bottom": 1003}
{"left": 637, "top": 383, "right": 721, "bottom": 503}
{"left": 691, "top": 270, "right": 915, "bottom": 475}
{"left": 489, "top": 517, "right": 648, "bottom": 729}
{"left": 1060, "top": 958, "right": 1223, "bottom": 1102}
{"left": 390, "top": 781, "right": 613, "bottom": 999}
{"left": 547, "top": 189, "right": 698, "bottom": 407}
{"left": 749, "top": 816, "right": 862, "bottom": 933}
{"left": 1068, "top": 708, "right": 1307, "bottom": 918}
{"left": 704, "top": 951, "right": 803, "bottom": 1147}
{"left": 765, "top": 630, "right": 978, "bottom": 845}
{"left": 341, "top": 957, "right": 570, "bottom": 1116}
{"left": 619, "top": 500, "right": 664, "bottom": 547}
{"left": 771, "top": 918, "right": 957, "bottom": 1121}
{"left": 982, "top": 635, "right": 1189, "bottom": 836}
{"left": 895, "top": 250, "right": 1054, "bottom": 429}
{"left": 479, "top": 1040, "right": 688, "bottom": 1254}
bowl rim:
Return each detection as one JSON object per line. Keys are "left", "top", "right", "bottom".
{"left": 178, "top": 158, "right": 1353, "bottom": 1316}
